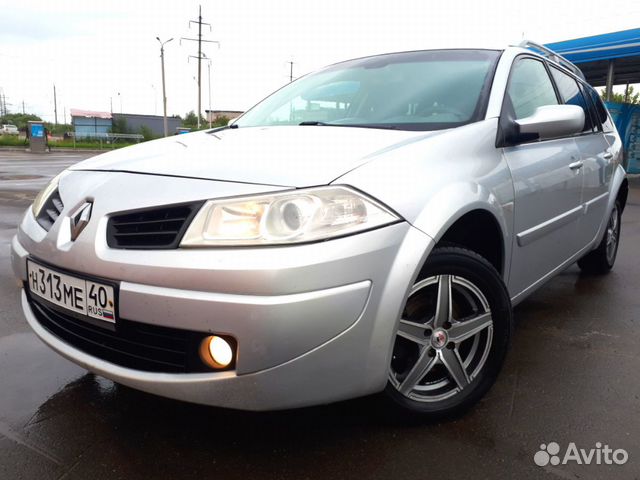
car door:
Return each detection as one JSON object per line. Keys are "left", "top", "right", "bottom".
{"left": 548, "top": 65, "right": 612, "bottom": 247}
{"left": 581, "top": 87, "right": 619, "bottom": 240}
{"left": 501, "top": 56, "right": 584, "bottom": 297}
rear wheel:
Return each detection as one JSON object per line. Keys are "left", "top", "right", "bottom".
{"left": 577, "top": 201, "right": 621, "bottom": 274}
{"left": 385, "top": 246, "right": 512, "bottom": 420}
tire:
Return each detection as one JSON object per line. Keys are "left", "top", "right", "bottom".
{"left": 384, "top": 246, "right": 512, "bottom": 421}
{"left": 577, "top": 201, "right": 621, "bottom": 274}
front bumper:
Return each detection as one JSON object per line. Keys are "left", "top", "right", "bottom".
{"left": 12, "top": 173, "right": 435, "bottom": 410}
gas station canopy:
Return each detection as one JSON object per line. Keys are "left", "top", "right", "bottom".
{"left": 547, "top": 29, "right": 640, "bottom": 174}
{"left": 545, "top": 28, "right": 640, "bottom": 87}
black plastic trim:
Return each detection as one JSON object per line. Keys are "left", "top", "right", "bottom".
{"left": 26, "top": 288, "right": 236, "bottom": 374}
{"left": 106, "top": 201, "right": 204, "bottom": 250}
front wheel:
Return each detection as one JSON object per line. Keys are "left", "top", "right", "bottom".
{"left": 385, "top": 246, "right": 512, "bottom": 420}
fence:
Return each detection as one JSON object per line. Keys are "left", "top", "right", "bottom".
{"left": 66, "top": 132, "right": 144, "bottom": 148}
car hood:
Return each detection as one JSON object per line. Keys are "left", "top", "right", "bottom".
{"left": 70, "top": 126, "right": 433, "bottom": 187}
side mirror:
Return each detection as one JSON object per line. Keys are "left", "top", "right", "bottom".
{"left": 516, "top": 104, "right": 584, "bottom": 141}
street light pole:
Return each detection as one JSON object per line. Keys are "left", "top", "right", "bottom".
{"left": 157, "top": 36, "right": 174, "bottom": 137}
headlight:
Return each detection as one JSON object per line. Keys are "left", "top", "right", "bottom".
{"left": 32, "top": 172, "right": 63, "bottom": 217}
{"left": 180, "top": 186, "right": 400, "bottom": 246}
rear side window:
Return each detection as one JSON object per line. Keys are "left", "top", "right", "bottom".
{"left": 549, "top": 66, "right": 593, "bottom": 132}
{"left": 579, "top": 83, "right": 601, "bottom": 131}
{"left": 587, "top": 88, "right": 615, "bottom": 132}
{"left": 507, "top": 58, "right": 558, "bottom": 119}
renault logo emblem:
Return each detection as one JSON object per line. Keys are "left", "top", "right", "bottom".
{"left": 70, "top": 202, "right": 92, "bottom": 241}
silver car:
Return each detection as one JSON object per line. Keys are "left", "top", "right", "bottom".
{"left": 12, "top": 43, "right": 627, "bottom": 419}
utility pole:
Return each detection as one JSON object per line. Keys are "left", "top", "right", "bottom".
{"left": 181, "top": 5, "right": 219, "bottom": 129}
{"left": 0, "top": 92, "right": 8, "bottom": 116}
{"left": 22, "top": 100, "right": 25, "bottom": 114}
{"left": 1, "top": 91, "right": 11, "bottom": 116}
{"left": 288, "top": 61, "right": 295, "bottom": 82}
{"left": 156, "top": 36, "right": 174, "bottom": 137}
{"left": 53, "top": 84, "right": 58, "bottom": 125}
{"left": 624, "top": 82, "right": 630, "bottom": 104}
{"left": 207, "top": 60, "right": 212, "bottom": 128}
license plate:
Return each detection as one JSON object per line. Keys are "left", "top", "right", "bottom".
{"left": 27, "top": 259, "right": 117, "bottom": 323}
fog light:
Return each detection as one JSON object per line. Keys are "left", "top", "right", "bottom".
{"left": 200, "top": 335, "right": 233, "bottom": 369}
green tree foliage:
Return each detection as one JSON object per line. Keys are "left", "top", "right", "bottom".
{"left": 0, "top": 113, "right": 42, "bottom": 131}
{"left": 600, "top": 85, "right": 640, "bottom": 105}
{"left": 110, "top": 117, "right": 130, "bottom": 134}
{"left": 212, "top": 115, "right": 230, "bottom": 127}
{"left": 138, "top": 125, "right": 155, "bottom": 141}
{"left": 182, "top": 110, "right": 208, "bottom": 130}
{"left": 45, "top": 123, "right": 73, "bottom": 136}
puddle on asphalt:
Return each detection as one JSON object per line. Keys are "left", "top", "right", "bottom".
{"left": 0, "top": 175, "right": 45, "bottom": 181}
{"left": 0, "top": 332, "right": 84, "bottom": 426}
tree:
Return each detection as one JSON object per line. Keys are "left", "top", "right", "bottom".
{"left": 45, "top": 123, "right": 73, "bottom": 136}
{"left": 110, "top": 116, "right": 130, "bottom": 134}
{"left": 138, "top": 125, "right": 155, "bottom": 141}
{"left": 0, "top": 113, "right": 42, "bottom": 131}
{"left": 212, "top": 115, "right": 229, "bottom": 127}
{"left": 600, "top": 85, "right": 640, "bottom": 105}
{"left": 182, "top": 110, "right": 207, "bottom": 130}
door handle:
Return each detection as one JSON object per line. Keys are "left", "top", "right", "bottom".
{"left": 569, "top": 160, "right": 584, "bottom": 170}
{"left": 603, "top": 152, "right": 613, "bottom": 160}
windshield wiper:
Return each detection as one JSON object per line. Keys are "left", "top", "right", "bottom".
{"left": 299, "top": 121, "right": 397, "bottom": 130}
{"left": 341, "top": 123, "right": 398, "bottom": 130}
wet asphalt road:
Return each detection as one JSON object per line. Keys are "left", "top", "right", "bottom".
{"left": 1, "top": 150, "right": 639, "bottom": 480}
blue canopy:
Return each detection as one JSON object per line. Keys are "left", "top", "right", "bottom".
{"left": 546, "top": 30, "right": 640, "bottom": 173}
{"left": 546, "top": 28, "right": 640, "bottom": 64}
{"left": 544, "top": 28, "right": 640, "bottom": 87}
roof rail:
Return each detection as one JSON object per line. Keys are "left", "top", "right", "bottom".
{"left": 518, "top": 40, "right": 585, "bottom": 80}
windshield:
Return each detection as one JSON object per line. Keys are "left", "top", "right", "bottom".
{"left": 235, "top": 49, "right": 500, "bottom": 131}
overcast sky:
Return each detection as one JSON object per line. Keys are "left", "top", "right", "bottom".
{"left": 0, "top": 0, "right": 638, "bottom": 122}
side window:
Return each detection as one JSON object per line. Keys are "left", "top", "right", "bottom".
{"left": 579, "top": 83, "right": 601, "bottom": 132}
{"left": 507, "top": 58, "right": 558, "bottom": 119}
{"left": 588, "top": 88, "right": 615, "bottom": 132}
{"left": 549, "top": 66, "right": 593, "bottom": 132}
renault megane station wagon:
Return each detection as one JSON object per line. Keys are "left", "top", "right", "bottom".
{"left": 12, "top": 42, "right": 627, "bottom": 419}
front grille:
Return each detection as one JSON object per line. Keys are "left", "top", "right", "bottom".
{"left": 106, "top": 202, "right": 203, "bottom": 249}
{"left": 27, "top": 291, "right": 220, "bottom": 373}
{"left": 36, "top": 189, "right": 64, "bottom": 231}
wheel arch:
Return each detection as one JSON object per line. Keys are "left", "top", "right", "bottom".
{"left": 435, "top": 209, "right": 506, "bottom": 277}
{"left": 410, "top": 182, "right": 512, "bottom": 280}
{"left": 617, "top": 177, "right": 629, "bottom": 213}
{"left": 592, "top": 165, "right": 629, "bottom": 247}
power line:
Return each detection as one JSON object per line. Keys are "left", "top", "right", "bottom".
{"left": 181, "top": 5, "right": 219, "bottom": 129}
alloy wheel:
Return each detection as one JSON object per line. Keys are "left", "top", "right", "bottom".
{"left": 605, "top": 204, "right": 619, "bottom": 265}
{"left": 389, "top": 274, "right": 494, "bottom": 403}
